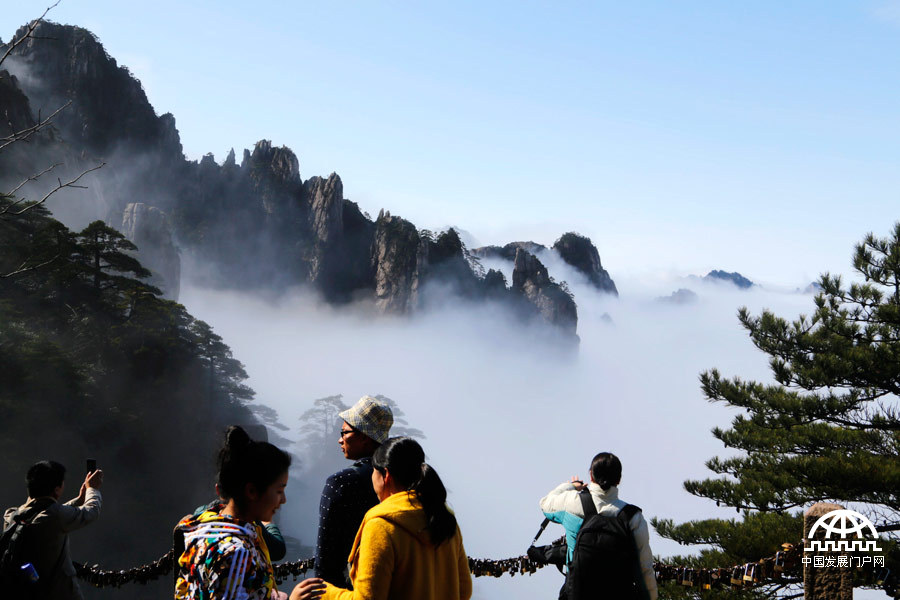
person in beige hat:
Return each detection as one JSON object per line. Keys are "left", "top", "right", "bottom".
{"left": 313, "top": 396, "right": 393, "bottom": 587}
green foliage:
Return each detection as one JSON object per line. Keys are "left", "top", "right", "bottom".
{"left": 371, "top": 394, "right": 426, "bottom": 440}
{"left": 73, "top": 220, "right": 152, "bottom": 290}
{"left": 298, "top": 394, "right": 350, "bottom": 464}
{"left": 652, "top": 512, "right": 802, "bottom": 568}
{"left": 655, "top": 225, "right": 900, "bottom": 598}
{"left": 0, "top": 196, "right": 259, "bottom": 575}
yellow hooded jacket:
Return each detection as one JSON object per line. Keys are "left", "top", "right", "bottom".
{"left": 322, "top": 491, "right": 472, "bottom": 600}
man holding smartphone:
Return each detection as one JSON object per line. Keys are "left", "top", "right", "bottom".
{"left": 3, "top": 460, "right": 104, "bottom": 600}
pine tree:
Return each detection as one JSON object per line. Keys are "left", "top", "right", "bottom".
{"left": 372, "top": 394, "right": 425, "bottom": 439}
{"left": 73, "top": 220, "right": 152, "bottom": 290}
{"left": 653, "top": 225, "right": 900, "bottom": 598}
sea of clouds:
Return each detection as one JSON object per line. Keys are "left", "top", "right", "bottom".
{"left": 180, "top": 250, "right": 824, "bottom": 599}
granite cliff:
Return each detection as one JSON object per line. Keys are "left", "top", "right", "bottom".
{"left": 0, "top": 21, "right": 589, "bottom": 340}
{"left": 472, "top": 232, "right": 617, "bottom": 297}
{"left": 121, "top": 202, "right": 180, "bottom": 300}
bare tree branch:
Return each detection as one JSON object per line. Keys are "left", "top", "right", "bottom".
{"left": 0, "top": 100, "right": 71, "bottom": 151}
{"left": 0, "top": 1, "right": 61, "bottom": 68}
{"left": 6, "top": 162, "right": 61, "bottom": 198}
{"left": 0, "top": 254, "right": 59, "bottom": 279}
{"left": 0, "top": 162, "right": 105, "bottom": 218}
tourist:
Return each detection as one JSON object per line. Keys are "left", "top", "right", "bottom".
{"left": 293, "top": 437, "right": 471, "bottom": 600}
{"left": 313, "top": 396, "right": 393, "bottom": 587}
{"left": 539, "top": 452, "right": 657, "bottom": 600}
{"left": 3, "top": 460, "right": 103, "bottom": 600}
{"left": 175, "top": 426, "right": 291, "bottom": 599}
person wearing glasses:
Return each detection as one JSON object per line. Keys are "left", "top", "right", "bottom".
{"left": 313, "top": 396, "right": 393, "bottom": 587}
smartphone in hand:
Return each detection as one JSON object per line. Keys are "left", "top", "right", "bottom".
{"left": 86, "top": 458, "right": 97, "bottom": 474}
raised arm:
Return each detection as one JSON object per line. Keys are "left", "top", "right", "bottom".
{"left": 539, "top": 481, "right": 577, "bottom": 522}
{"left": 60, "top": 470, "right": 102, "bottom": 532}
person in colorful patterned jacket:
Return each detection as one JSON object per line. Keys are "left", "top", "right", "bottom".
{"left": 191, "top": 495, "right": 286, "bottom": 561}
{"left": 175, "top": 426, "right": 292, "bottom": 600}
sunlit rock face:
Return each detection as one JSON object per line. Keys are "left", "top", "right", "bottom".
{"left": 304, "top": 173, "right": 344, "bottom": 286}
{"left": 551, "top": 232, "right": 618, "bottom": 296}
{"left": 372, "top": 210, "right": 424, "bottom": 314}
{"left": 512, "top": 248, "right": 578, "bottom": 337}
{"left": 121, "top": 203, "right": 181, "bottom": 300}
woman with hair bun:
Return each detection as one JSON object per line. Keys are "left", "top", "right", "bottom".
{"left": 293, "top": 437, "right": 472, "bottom": 600}
{"left": 175, "top": 426, "right": 292, "bottom": 600}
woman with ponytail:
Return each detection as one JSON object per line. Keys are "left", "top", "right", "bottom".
{"left": 293, "top": 437, "right": 472, "bottom": 600}
{"left": 175, "top": 426, "right": 293, "bottom": 600}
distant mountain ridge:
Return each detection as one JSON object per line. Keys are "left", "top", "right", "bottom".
{"left": 704, "top": 269, "right": 754, "bottom": 288}
{"left": 0, "top": 21, "right": 624, "bottom": 341}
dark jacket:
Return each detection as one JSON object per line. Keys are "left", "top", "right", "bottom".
{"left": 3, "top": 489, "right": 102, "bottom": 600}
{"left": 315, "top": 457, "right": 379, "bottom": 586}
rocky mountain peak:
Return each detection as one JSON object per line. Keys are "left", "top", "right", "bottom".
{"left": 471, "top": 241, "right": 547, "bottom": 261}
{"left": 552, "top": 232, "right": 618, "bottom": 296}
{"left": 223, "top": 148, "right": 237, "bottom": 169}
{"left": 199, "top": 153, "right": 217, "bottom": 168}
{"left": 305, "top": 173, "right": 343, "bottom": 244}
{"left": 3, "top": 21, "right": 183, "bottom": 160}
{"left": 512, "top": 248, "right": 578, "bottom": 337}
{"left": 372, "top": 211, "right": 423, "bottom": 314}
{"left": 1, "top": 22, "right": 582, "bottom": 341}
{"left": 705, "top": 270, "right": 754, "bottom": 289}
{"left": 249, "top": 140, "right": 300, "bottom": 184}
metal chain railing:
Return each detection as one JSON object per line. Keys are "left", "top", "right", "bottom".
{"left": 73, "top": 539, "right": 896, "bottom": 596}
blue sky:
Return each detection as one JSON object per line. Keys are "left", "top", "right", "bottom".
{"left": 5, "top": 1, "right": 900, "bottom": 284}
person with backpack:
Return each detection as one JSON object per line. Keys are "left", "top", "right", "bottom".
{"left": 539, "top": 452, "right": 657, "bottom": 600}
{"left": 2, "top": 460, "right": 103, "bottom": 600}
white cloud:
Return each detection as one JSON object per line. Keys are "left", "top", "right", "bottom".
{"left": 180, "top": 259, "right": 820, "bottom": 598}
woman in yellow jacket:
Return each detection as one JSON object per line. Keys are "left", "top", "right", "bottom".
{"left": 292, "top": 437, "right": 472, "bottom": 600}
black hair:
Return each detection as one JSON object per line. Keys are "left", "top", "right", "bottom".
{"left": 217, "top": 426, "right": 291, "bottom": 507}
{"left": 590, "top": 452, "right": 622, "bottom": 491}
{"left": 27, "top": 460, "right": 66, "bottom": 498}
{"left": 373, "top": 437, "right": 457, "bottom": 546}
